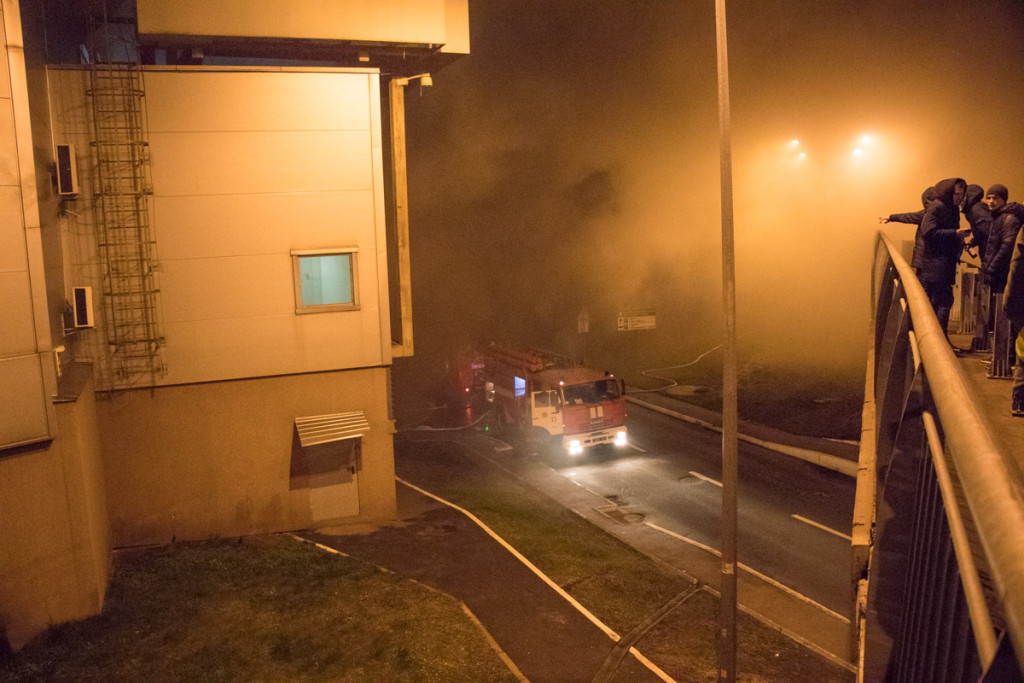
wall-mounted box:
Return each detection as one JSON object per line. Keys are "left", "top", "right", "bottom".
{"left": 56, "top": 144, "right": 79, "bottom": 195}
{"left": 73, "top": 286, "right": 94, "bottom": 328}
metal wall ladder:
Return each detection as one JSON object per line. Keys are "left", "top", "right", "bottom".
{"left": 86, "top": 60, "right": 165, "bottom": 387}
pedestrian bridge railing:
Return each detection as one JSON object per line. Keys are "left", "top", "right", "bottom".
{"left": 854, "top": 232, "right": 1024, "bottom": 681}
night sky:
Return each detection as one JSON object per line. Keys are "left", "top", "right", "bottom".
{"left": 394, "top": 1, "right": 1024, "bottom": 417}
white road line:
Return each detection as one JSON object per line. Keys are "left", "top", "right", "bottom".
{"left": 792, "top": 514, "right": 852, "bottom": 541}
{"left": 689, "top": 471, "right": 722, "bottom": 487}
{"left": 396, "top": 477, "right": 675, "bottom": 682}
{"left": 643, "top": 522, "right": 850, "bottom": 624}
{"left": 629, "top": 442, "right": 647, "bottom": 453}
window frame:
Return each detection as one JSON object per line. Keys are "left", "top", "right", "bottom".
{"left": 290, "top": 248, "right": 360, "bottom": 314}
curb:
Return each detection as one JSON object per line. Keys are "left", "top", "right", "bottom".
{"left": 625, "top": 395, "right": 858, "bottom": 478}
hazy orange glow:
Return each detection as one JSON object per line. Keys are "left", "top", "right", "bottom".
{"left": 403, "top": 1, "right": 1024, "bottom": 389}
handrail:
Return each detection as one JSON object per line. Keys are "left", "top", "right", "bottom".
{"left": 921, "top": 410, "right": 997, "bottom": 663}
{"left": 875, "top": 232, "right": 1024, "bottom": 672}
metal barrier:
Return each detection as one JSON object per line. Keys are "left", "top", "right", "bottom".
{"left": 854, "top": 233, "right": 1024, "bottom": 681}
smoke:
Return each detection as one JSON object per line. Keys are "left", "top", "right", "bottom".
{"left": 399, "top": 0, "right": 1024, "bottom": 411}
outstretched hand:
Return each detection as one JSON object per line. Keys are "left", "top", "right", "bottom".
{"left": 878, "top": 216, "right": 891, "bottom": 224}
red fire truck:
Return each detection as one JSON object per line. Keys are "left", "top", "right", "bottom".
{"left": 475, "top": 342, "right": 628, "bottom": 455}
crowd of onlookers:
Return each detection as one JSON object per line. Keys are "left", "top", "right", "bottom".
{"left": 880, "top": 179, "right": 1024, "bottom": 417}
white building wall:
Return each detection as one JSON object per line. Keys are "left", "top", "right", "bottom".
{"left": 0, "top": 0, "right": 54, "bottom": 449}
{"left": 49, "top": 66, "right": 393, "bottom": 386}
{"left": 147, "top": 68, "right": 392, "bottom": 385}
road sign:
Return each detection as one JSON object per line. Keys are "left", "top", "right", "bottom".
{"left": 617, "top": 308, "right": 656, "bottom": 331}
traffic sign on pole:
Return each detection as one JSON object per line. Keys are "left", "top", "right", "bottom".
{"left": 617, "top": 308, "right": 656, "bottom": 331}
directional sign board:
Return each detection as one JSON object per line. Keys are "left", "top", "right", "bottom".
{"left": 617, "top": 308, "right": 656, "bottom": 331}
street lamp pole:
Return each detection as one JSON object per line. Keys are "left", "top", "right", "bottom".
{"left": 714, "top": 1, "right": 739, "bottom": 681}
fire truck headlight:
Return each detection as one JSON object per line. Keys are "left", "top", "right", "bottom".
{"left": 614, "top": 431, "right": 628, "bottom": 447}
{"left": 569, "top": 439, "right": 583, "bottom": 455}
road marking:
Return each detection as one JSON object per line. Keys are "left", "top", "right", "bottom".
{"left": 397, "top": 478, "right": 674, "bottom": 681}
{"left": 689, "top": 471, "right": 722, "bottom": 487}
{"left": 792, "top": 514, "right": 852, "bottom": 541}
{"left": 643, "top": 521, "right": 850, "bottom": 625}
{"left": 629, "top": 442, "right": 647, "bottom": 453}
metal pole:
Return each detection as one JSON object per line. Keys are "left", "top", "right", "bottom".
{"left": 715, "top": 1, "right": 738, "bottom": 681}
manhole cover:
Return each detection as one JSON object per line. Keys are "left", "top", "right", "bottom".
{"left": 595, "top": 504, "right": 646, "bottom": 525}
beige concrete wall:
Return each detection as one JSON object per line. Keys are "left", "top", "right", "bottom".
{"left": 47, "top": 66, "right": 393, "bottom": 389}
{"left": 136, "top": 0, "right": 469, "bottom": 53}
{"left": 0, "top": 0, "right": 56, "bottom": 450}
{"left": 97, "top": 366, "right": 397, "bottom": 547}
{"left": 0, "top": 376, "right": 110, "bottom": 651}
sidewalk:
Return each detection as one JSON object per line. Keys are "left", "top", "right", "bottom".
{"left": 948, "top": 333, "right": 1024, "bottom": 480}
{"left": 306, "top": 472, "right": 668, "bottom": 683}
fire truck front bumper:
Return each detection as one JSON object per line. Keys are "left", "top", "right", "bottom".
{"left": 564, "top": 428, "right": 629, "bottom": 455}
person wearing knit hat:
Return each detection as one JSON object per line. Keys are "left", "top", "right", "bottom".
{"left": 985, "top": 185, "right": 1024, "bottom": 379}
{"left": 986, "top": 184, "right": 1009, "bottom": 203}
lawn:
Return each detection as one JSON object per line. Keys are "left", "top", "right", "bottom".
{"left": 0, "top": 535, "right": 514, "bottom": 683}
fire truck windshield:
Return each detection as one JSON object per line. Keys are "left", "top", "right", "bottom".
{"left": 562, "top": 379, "right": 622, "bottom": 406}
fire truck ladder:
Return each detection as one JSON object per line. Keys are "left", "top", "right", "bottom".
{"left": 86, "top": 56, "right": 165, "bottom": 387}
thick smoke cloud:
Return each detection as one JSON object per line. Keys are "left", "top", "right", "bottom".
{"left": 397, "top": 1, "right": 1024, "bottom": 417}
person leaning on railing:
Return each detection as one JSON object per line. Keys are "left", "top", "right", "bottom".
{"left": 917, "top": 178, "right": 970, "bottom": 343}
{"left": 1003, "top": 221, "right": 1024, "bottom": 416}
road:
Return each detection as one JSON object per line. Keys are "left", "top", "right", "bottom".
{"left": 533, "top": 401, "right": 857, "bottom": 615}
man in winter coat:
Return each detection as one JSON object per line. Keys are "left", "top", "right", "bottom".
{"left": 982, "top": 184, "right": 1024, "bottom": 293}
{"left": 879, "top": 186, "right": 937, "bottom": 227}
{"left": 963, "top": 184, "right": 992, "bottom": 259}
{"left": 985, "top": 184, "right": 1024, "bottom": 377}
{"left": 962, "top": 185, "right": 993, "bottom": 351}
{"left": 1002, "top": 226, "right": 1024, "bottom": 415}
{"left": 912, "top": 177, "right": 970, "bottom": 337}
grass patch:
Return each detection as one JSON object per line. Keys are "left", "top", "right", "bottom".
{"left": 0, "top": 535, "right": 514, "bottom": 683}
{"left": 636, "top": 589, "right": 849, "bottom": 682}
{"left": 397, "top": 439, "right": 853, "bottom": 682}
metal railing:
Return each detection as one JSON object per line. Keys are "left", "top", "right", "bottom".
{"left": 854, "top": 233, "right": 1024, "bottom": 681}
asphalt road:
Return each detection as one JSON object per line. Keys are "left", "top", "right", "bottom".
{"left": 533, "top": 402, "right": 857, "bottom": 615}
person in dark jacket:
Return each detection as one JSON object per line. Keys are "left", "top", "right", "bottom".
{"left": 963, "top": 184, "right": 993, "bottom": 351}
{"left": 878, "top": 186, "right": 937, "bottom": 226}
{"left": 913, "top": 177, "right": 970, "bottom": 337}
{"left": 963, "top": 184, "right": 992, "bottom": 259}
{"left": 985, "top": 184, "right": 1024, "bottom": 377}
{"left": 1002, "top": 227, "right": 1024, "bottom": 415}
{"left": 982, "top": 184, "right": 1024, "bottom": 293}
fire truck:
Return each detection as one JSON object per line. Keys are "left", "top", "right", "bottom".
{"left": 475, "top": 342, "right": 628, "bottom": 455}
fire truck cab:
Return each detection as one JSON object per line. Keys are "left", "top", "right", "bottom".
{"left": 479, "top": 343, "right": 628, "bottom": 455}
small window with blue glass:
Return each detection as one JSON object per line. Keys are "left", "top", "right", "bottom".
{"left": 291, "top": 249, "right": 359, "bottom": 314}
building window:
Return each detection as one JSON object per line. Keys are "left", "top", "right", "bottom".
{"left": 291, "top": 249, "right": 359, "bottom": 314}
